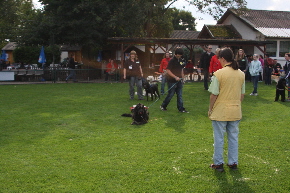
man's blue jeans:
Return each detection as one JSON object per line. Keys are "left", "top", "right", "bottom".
{"left": 161, "top": 75, "right": 167, "bottom": 94}
{"left": 66, "top": 69, "right": 76, "bottom": 81}
{"left": 212, "top": 120, "right": 240, "bottom": 165}
{"left": 251, "top": 75, "right": 259, "bottom": 93}
{"left": 161, "top": 81, "right": 184, "bottom": 111}
{"left": 129, "top": 76, "right": 143, "bottom": 99}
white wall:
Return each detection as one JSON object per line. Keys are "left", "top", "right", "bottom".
{"left": 222, "top": 14, "right": 258, "bottom": 40}
{"left": 222, "top": 14, "right": 289, "bottom": 65}
{"left": 61, "top": 51, "right": 68, "bottom": 63}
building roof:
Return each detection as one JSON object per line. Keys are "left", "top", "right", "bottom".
{"left": 218, "top": 9, "right": 290, "bottom": 38}
{"left": 170, "top": 30, "right": 200, "bottom": 39}
{"left": 2, "top": 42, "right": 17, "bottom": 51}
{"left": 198, "top": 25, "right": 242, "bottom": 39}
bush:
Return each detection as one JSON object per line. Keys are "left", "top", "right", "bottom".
{"left": 13, "top": 45, "right": 60, "bottom": 66}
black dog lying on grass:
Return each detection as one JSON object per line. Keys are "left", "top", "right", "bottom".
{"left": 142, "top": 78, "right": 160, "bottom": 101}
{"left": 121, "top": 103, "right": 149, "bottom": 125}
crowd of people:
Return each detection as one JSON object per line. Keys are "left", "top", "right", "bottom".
{"left": 118, "top": 46, "right": 290, "bottom": 172}
{"left": 104, "top": 46, "right": 290, "bottom": 103}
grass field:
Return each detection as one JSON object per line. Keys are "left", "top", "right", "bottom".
{"left": 0, "top": 81, "right": 289, "bottom": 192}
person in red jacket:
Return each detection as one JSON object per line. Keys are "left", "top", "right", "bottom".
{"left": 159, "top": 52, "right": 171, "bottom": 95}
{"left": 209, "top": 48, "right": 222, "bottom": 76}
{"left": 105, "top": 59, "right": 117, "bottom": 82}
{"left": 185, "top": 60, "right": 194, "bottom": 81}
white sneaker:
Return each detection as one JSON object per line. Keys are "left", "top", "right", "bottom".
{"left": 254, "top": 93, "right": 258, "bottom": 96}
{"left": 249, "top": 93, "right": 254, "bottom": 96}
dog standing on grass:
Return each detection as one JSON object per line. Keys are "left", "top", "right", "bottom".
{"left": 275, "top": 78, "right": 288, "bottom": 102}
{"left": 142, "top": 78, "right": 160, "bottom": 101}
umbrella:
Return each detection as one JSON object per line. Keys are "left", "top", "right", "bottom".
{"left": 38, "top": 46, "right": 46, "bottom": 63}
{"left": 1, "top": 50, "right": 7, "bottom": 61}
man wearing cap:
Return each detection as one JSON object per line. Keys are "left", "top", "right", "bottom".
{"left": 160, "top": 48, "right": 188, "bottom": 113}
{"left": 123, "top": 50, "right": 144, "bottom": 100}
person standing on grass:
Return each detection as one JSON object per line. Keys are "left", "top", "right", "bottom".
{"left": 66, "top": 54, "right": 77, "bottom": 82}
{"left": 199, "top": 45, "right": 214, "bottom": 90}
{"left": 235, "top": 49, "right": 248, "bottom": 73}
{"left": 123, "top": 50, "right": 144, "bottom": 100}
{"left": 160, "top": 48, "right": 188, "bottom": 113}
{"left": 283, "top": 53, "right": 290, "bottom": 101}
{"left": 159, "top": 52, "right": 171, "bottom": 95}
{"left": 249, "top": 54, "right": 262, "bottom": 96}
{"left": 209, "top": 48, "right": 222, "bottom": 76}
{"left": 208, "top": 47, "right": 245, "bottom": 172}
{"left": 259, "top": 54, "right": 264, "bottom": 81}
{"left": 264, "top": 54, "right": 275, "bottom": 85}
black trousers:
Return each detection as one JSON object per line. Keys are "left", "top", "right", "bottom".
{"left": 203, "top": 69, "right": 209, "bottom": 90}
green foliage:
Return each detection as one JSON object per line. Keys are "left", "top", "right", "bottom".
{"left": 0, "top": 82, "right": 289, "bottom": 192}
{"left": 170, "top": 8, "right": 196, "bottom": 30}
{"left": 13, "top": 45, "right": 60, "bottom": 64}
{"left": 186, "top": 0, "right": 247, "bottom": 20}
{"left": 13, "top": 46, "right": 40, "bottom": 63}
{"left": 0, "top": 0, "right": 36, "bottom": 44}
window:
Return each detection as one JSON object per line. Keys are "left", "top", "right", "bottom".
{"left": 266, "top": 41, "right": 277, "bottom": 57}
{"left": 279, "top": 41, "right": 290, "bottom": 57}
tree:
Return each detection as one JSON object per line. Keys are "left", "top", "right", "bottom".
{"left": 13, "top": 45, "right": 60, "bottom": 65}
{"left": 22, "top": 0, "right": 247, "bottom": 46}
{"left": 185, "top": 0, "right": 247, "bottom": 20}
{"left": 170, "top": 9, "right": 196, "bottom": 31}
{"left": 0, "top": 0, "right": 36, "bottom": 47}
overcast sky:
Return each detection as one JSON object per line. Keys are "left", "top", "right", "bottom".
{"left": 32, "top": 0, "right": 288, "bottom": 31}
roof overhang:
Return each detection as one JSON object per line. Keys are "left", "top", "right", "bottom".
{"left": 108, "top": 37, "right": 273, "bottom": 46}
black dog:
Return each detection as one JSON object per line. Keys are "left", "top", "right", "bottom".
{"left": 275, "top": 78, "right": 287, "bottom": 102}
{"left": 142, "top": 78, "right": 160, "bottom": 101}
{"left": 121, "top": 103, "right": 149, "bottom": 125}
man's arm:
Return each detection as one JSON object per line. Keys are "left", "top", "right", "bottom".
{"left": 240, "top": 94, "right": 244, "bottom": 102}
{"left": 166, "top": 69, "right": 181, "bottom": 81}
{"left": 123, "top": 68, "right": 126, "bottom": 79}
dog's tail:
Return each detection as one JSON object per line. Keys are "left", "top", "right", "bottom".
{"left": 121, "top": 113, "right": 132, "bottom": 117}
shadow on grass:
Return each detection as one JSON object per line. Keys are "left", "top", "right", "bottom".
{"left": 214, "top": 169, "right": 254, "bottom": 193}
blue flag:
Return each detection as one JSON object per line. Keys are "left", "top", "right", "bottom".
{"left": 1, "top": 50, "right": 7, "bottom": 61}
{"left": 38, "top": 46, "right": 46, "bottom": 63}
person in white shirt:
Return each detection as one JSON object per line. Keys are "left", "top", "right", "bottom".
{"left": 249, "top": 54, "right": 262, "bottom": 96}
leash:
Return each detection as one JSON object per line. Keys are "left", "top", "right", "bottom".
{"left": 147, "top": 79, "right": 183, "bottom": 108}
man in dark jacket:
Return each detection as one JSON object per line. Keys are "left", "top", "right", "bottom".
{"left": 66, "top": 54, "right": 77, "bottom": 82}
{"left": 199, "top": 45, "right": 214, "bottom": 90}
{"left": 160, "top": 48, "right": 188, "bottom": 113}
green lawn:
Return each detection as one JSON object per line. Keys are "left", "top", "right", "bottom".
{"left": 0, "top": 81, "right": 289, "bottom": 192}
